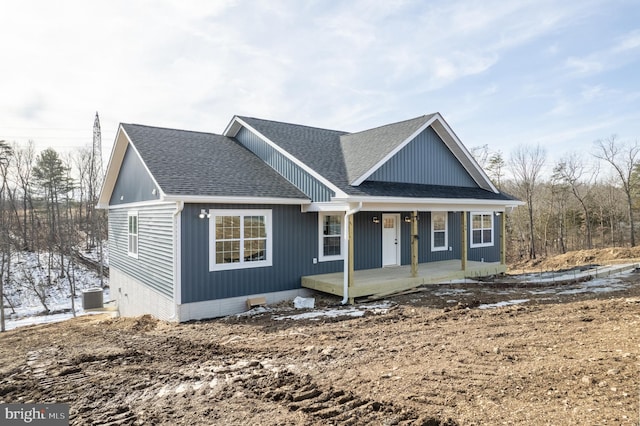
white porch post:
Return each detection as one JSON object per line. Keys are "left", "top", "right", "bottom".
{"left": 348, "top": 215, "right": 354, "bottom": 304}
{"left": 342, "top": 203, "right": 362, "bottom": 305}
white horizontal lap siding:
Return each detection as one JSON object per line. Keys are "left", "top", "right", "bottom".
{"left": 109, "top": 205, "right": 175, "bottom": 299}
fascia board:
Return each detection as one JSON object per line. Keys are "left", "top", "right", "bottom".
{"left": 161, "top": 194, "right": 311, "bottom": 205}
{"left": 350, "top": 115, "right": 439, "bottom": 186}
{"left": 358, "top": 204, "right": 499, "bottom": 212}
{"left": 302, "top": 202, "right": 351, "bottom": 212}
{"left": 107, "top": 200, "right": 177, "bottom": 210}
{"left": 97, "top": 125, "right": 128, "bottom": 208}
{"left": 355, "top": 200, "right": 522, "bottom": 212}
{"left": 233, "top": 117, "right": 348, "bottom": 199}
{"left": 333, "top": 196, "right": 524, "bottom": 208}
{"left": 222, "top": 115, "right": 243, "bottom": 137}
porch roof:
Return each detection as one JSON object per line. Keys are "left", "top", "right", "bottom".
{"left": 343, "top": 182, "right": 517, "bottom": 200}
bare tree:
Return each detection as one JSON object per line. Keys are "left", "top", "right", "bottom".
{"left": 470, "top": 144, "right": 490, "bottom": 168}
{"left": 0, "top": 140, "right": 13, "bottom": 331}
{"left": 486, "top": 151, "right": 506, "bottom": 189}
{"left": 553, "top": 153, "right": 599, "bottom": 250}
{"left": 593, "top": 135, "right": 640, "bottom": 247}
{"left": 13, "top": 142, "right": 36, "bottom": 252}
{"left": 509, "top": 144, "right": 546, "bottom": 259}
{"left": 17, "top": 262, "right": 50, "bottom": 314}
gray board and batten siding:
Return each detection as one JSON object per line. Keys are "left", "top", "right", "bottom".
{"left": 110, "top": 144, "right": 160, "bottom": 205}
{"left": 181, "top": 205, "right": 502, "bottom": 304}
{"left": 109, "top": 204, "right": 175, "bottom": 299}
{"left": 350, "top": 211, "right": 500, "bottom": 271}
{"left": 234, "top": 126, "right": 335, "bottom": 202}
{"left": 180, "top": 203, "right": 341, "bottom": 304}
{"left": 366, "top": 126, "right": 478, "bottom": 187}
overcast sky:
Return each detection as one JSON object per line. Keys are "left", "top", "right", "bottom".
{"left": 1, "top": 0, "right": 639, "bottom": 176}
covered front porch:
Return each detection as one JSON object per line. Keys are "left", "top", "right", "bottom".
{"left": 302, "top": 259, "right": 507, "bottom": 299}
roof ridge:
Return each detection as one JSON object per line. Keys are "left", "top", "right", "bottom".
{"left": 238, "top": 116, "right": 348, "bottom": 134}
{"left": 122, "top": 123, "right": 222, "bottom": 137}
{"left": 343, "top": 113, "right": 436, "bottom": 138}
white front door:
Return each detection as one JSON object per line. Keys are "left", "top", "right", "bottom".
{"left": 382, "top": 214, "right": 400, "bottom": 266}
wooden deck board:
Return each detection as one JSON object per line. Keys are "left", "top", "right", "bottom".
{"left": 302, "top": 260, "right": 506, "bottom": 298}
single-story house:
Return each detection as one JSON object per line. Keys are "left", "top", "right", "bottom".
{"left": 98, "top": 113, "right": 521, "bottom": 321}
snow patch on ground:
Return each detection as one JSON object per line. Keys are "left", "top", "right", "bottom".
{"left": 273, "top": 302, "right": 394, "bottom": 321}
{"left": 478, "top": 299, "right": 530, "bottom": 310}
{"left": 3, "top": 250, "right": 110, "bottom": 331}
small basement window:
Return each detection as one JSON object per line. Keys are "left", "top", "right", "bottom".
{"left": 209, "top": 210, "right": 272, "bottom": 271}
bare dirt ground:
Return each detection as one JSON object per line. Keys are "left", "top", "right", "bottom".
{"left": 1, "top": 248, "right": 640, "bottom": 425}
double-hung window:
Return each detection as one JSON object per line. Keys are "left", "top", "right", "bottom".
{"left": 470, "top": 212, "right": 494, "bottom": 247}
{"left": 319, "top": 214, "right": 343, "bottom": 261}
{"left": 127, "top": 211, "right": 138, "bottom": 258}
{"left": 210, "top": 210, "right": 272, "bottom": 271}
{"left": 431, "top": 211, "right": 448, "bottom": 251}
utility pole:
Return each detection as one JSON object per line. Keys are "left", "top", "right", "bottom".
{"left": 90, "top": 112, "right": 105, "bottom": 287}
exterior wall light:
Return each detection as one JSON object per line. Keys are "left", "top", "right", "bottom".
{"left": 372, "top": 216, "right": 380, "bottom": 224}
{"left": 199, "top": 209, "right": 211, "bottom": 219}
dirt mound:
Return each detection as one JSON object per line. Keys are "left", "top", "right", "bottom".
{"left": 510, "top": 246, "right": 640, "bottom": 272}
{"left": 104, "top": 313, "right": 159, "bottom": 332}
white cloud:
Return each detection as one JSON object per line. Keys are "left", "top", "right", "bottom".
{"left": 613, "top": 29, "right": 640, "bottom": 52}
{"left": 0, "top": 0, "right": 637, "bottom": 169}
{"left": 581, "top": 85, "right": 604, "bottom": 101}
{"left": 565, "top": 57, "right": 605, "bottom": 74}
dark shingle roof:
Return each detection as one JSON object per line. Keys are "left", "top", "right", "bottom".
{"left": 238, "top": 115, "right": 440, "bottom": 190}
{"left": 118, "top": 115, "right": 515, "bottom": 203}
{"left": 237, "top": 116, "right": 350, "bottom": 187}
{"left": 340, "top": 114, "right": 435, "bottom": 184}
{"left": 351, "top": 181, "right": 518, "bottom": 200}
{"left": 121, "top": 123, "right": 308, "bottom": 199}
{"left": 237, "top": 115, "right": 502, "bottom": 199}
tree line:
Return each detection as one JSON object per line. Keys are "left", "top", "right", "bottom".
{"left": 0, "top": 139, "right": 106, "bottom": 331}
{"left": 472, "top": 135, "right": 640, "bottom": 261}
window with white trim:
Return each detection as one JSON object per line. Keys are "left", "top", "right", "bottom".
{"left": 319, "top": 214, "right": 343, "bottom": 261}
{"left": 209, "top": 210, "right": 272, "bottom": 271}
{"left": 127, "top": 211, "right": 138, "bottom": 258}
{"left": 431, "top": 211, "right": 448, "bottom": 251}
{"left": 470, "top": 212, "right": 494, "bottom": 248}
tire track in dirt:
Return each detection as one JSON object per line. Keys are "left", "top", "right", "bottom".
{"left": 3, "top": 332, "right": 455, "bottom": 425}
{"left": 195, "top": 358, "right": 456, "bottom": 425}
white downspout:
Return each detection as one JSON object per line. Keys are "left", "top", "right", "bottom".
{"left": 342, "top": 202, "right": 362, "bottom": 304}
{"left": 168, "top": 201, "right": 185, "bottom": 321}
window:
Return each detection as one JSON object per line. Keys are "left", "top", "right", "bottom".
{"left": 470, "top": 212, "right": 493, "bottom": 248}
{"left": 210, "top": 210, "right": 272, "bottom": 271}
{"left": 319, "top": 214, "right": 343, "bottom": 261}
{"left": 127, "top": 211, "right": 138, "bottom": 258}
{"left": 431, "top": 211, "right": 448, "bottom": 251}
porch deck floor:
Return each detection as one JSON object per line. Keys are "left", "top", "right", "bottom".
{"left": 302, "top": 260, "right": 507, "bottom": 299}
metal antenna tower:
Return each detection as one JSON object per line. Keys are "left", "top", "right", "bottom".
{"left": 91, "top": 111, "right": 103, "bottom": 186}
{"left": 90, "top": 112, "right": 105, "bottom": 286}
